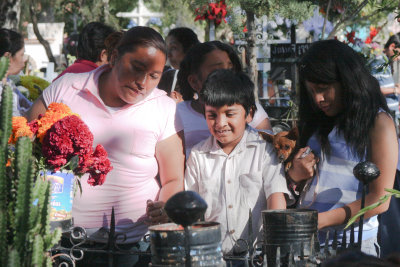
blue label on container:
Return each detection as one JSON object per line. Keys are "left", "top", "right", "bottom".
{"left": 46, "top": 171, "right": 75, "bottom": 222}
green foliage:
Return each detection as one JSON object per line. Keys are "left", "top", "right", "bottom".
{"left": 345, "top": 188, "right": 400, "bottom": 229}
{"left": 0, "top": 57, "right": 61, "bottom": 266}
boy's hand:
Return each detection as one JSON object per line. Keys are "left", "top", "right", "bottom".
{"left": 288, "top": 147, "right": 318, "bottom": 183}
{"left": 146, "top": 200, "right": 169, "bottom": 225}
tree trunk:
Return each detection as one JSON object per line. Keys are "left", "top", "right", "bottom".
{"left": 29, "top": 1, "right": 57, "bottom": 69}
{"left": 103, "top": 0, "right": 110, "bottom": 25}
{"left": 0, "top": 0, "right": 20, "bottom": 30}
{"left": 245, "top": 9, "right": 258, "bottom": 100}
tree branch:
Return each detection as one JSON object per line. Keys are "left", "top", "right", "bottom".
{"left": 328, "top": 0, "right": 369, "bottom": 39}
{"left": 29, "top": 0, "right": 57, "bottom": 68}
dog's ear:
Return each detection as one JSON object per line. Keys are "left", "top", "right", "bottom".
{"left": 259, "top": 131, "right": 274, "bottom": 143}
{"left": 286, "top": 127, "right": 299, "bottom": 141}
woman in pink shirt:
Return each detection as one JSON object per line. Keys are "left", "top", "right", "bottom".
{"left": 28, "top": 27, "right": 184, "bottom": 266}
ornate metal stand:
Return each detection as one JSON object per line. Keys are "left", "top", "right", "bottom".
{"left": 50, "top": 161, "right": 380, "bottom": 267}
{"left": 50, "top": 207, "right": 151, "bottom": 266}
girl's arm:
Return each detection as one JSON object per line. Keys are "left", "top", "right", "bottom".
{"left": 318, "top": 113, "right": 398, "bottom": 229}
{"left": 267, "top": 192, "right": 287, "bottom": 210}
{"left": 147, "top": 131, "right": 185, "bottom": 224}
{"left": 26, "top": 95, "right": 47, "bottom": 121}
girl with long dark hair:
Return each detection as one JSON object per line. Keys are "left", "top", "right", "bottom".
{"left": 289, "top": 40, "right": 397, "bottom": 256}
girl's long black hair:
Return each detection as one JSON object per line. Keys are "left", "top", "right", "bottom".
{"left": 298, "top": 39, "right": 390, "bottom": 159}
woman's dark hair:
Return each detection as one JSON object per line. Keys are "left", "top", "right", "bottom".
{"left": 104, "top": 31, "right": 124, "bottom": 62}
{"left": 200, "top": 69, "right": 256, "bottom": 116}
{"left": 77, "top": 22, "right": 115, "bottom": 62}
{"left": 116, "top": 26, "right": 167, "bottom": 60}
{"left": 0, "top": 28, "right": 24, "bottom": 56}
{"left": 384, "top": 33, "right": 400, "bottom": 49}
{"left": 167, "top": 27, "right": 200, "bottom": 53}
{"left": 178, "top": 41, "right": 242, "bottom": 101}
{"left": 298, "top": 39, "right": 390, "bottom": 158}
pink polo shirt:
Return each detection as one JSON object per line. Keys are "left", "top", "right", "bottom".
{"left": 43, "top": 65, "right": 182, "bottom": 243}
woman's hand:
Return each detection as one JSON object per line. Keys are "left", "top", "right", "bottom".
{"left": 146, "top": 200, "right": 169, "bottom": 225}
{"left": 287, "top": 147, "right": 318, "bottom": 183}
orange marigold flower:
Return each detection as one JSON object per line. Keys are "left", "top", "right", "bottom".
{"left": 6, "top": 159, "right": 11, "bottom": 167}
{"left": 37, "top": 102, "right": 79, "bottom": 142}
{"left": 9, "top": 116, "right": 34, "bottom": 144}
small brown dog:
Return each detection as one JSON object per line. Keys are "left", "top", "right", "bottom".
{"left": 259, "top": 127, "right": 299, "bottom": 172}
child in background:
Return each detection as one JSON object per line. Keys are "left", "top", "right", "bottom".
{"left": 185, "top": 69, "right": 290, "bottom": 258}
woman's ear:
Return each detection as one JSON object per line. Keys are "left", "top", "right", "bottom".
{"left": 2, "top": 52, "right": 10, "bottom": 58}
{"left": 188, "top": 74, "right": 202, "bottom": 93}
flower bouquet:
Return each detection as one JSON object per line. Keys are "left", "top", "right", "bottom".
{"left": 9, "top": 102, "right": 112, "bottom": 226}
{"left": 194, "top": 0, "right": 228, "bottom": 26}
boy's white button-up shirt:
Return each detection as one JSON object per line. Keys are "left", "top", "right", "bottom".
{"left": 185, "top": 127, "right": 290, "bottom": 254}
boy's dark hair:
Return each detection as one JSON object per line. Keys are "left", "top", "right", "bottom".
{"left": 167, "top": 27, "right": 200, "bottom": 53}
{"left": 77, "top": 22, "right": 115, "bottom": 62}
{"left": 178, "top": 41, "right": 242, "bottom": 101}
{"left": 0, "top": 28, "right": 24, "bottom": 56}
{"left": 200, "top": 69, "right": 256, "bottom": 116}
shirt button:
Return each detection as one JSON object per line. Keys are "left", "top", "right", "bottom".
{"left": 229, "top": 230, "right": 235, "bottom": 234}
{"left": 228, "top": 205, "right": 233, "bottom": 209}
{"left": 227, "top": 180, "right": 231, "bottom": 184}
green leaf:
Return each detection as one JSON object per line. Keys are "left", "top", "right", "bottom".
{"left": 67, "top": 155, "right": 79, "bottom": 171}
{"left": 345, "top": 194, "right": 391, "bottom": 229}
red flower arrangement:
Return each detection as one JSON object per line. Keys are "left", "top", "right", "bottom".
{"left": 194, "top": 0, "right": 228, "bottom": 26}
{"left": 9, "top": 103, "right": 112, "bottom": 187}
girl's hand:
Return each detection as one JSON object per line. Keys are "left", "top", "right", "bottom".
{"left": 288, "top": 147, "right": 318, "bottom": 183}
{"left": 146, "top": 200, "right": 169, "bottom": 225}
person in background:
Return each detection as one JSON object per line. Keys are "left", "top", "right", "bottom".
{"left": 157, "top": 68, "right": 183, "bottom": 103}
{"left": 185, "top": 69, "right": 289, "bottom": 263}
{"left": 54, "top": 22, "right": 115, "bottom": 81}
{"left": 166, "top": 27, "right": 200, "bottom": 70}
{"left": 177, "top": 41, "right": 272, "bottom": 158}
{"left": 160, "top": 28, "right": 200, "bottom": 103}
{"left": 27, "top": 26, "right": 185, "bottom": 266}
{"left": 370, "top": 33, "right": 400, "bottom": 126}
{"left": 289, "top": 40, "right": 397, "bottom": 256}
{"left": 371, "top": 33, "right": 400, "bottom": 258}
{"left": 0, "top": 28, "right": 31, "bottom": 116}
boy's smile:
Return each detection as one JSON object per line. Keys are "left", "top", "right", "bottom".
{"left": 205, "top": 104, "right": 253, "bottom": 155}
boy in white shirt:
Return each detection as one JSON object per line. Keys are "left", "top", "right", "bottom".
{"left": 185, "top": 69, "right": 290, "bottom": 258}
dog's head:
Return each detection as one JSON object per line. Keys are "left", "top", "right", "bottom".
{"left": 259, "top": 127, "right": 298, "bottom": 162}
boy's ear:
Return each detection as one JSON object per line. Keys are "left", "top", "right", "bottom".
{"left": 259, "top": 131, "right": 274, "bottom": 143}
{"left": 286, "top": 126, "right": 299, "bottom": 141}
{"left": 245, "top": 106, "right": 255, "bottom": 124}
